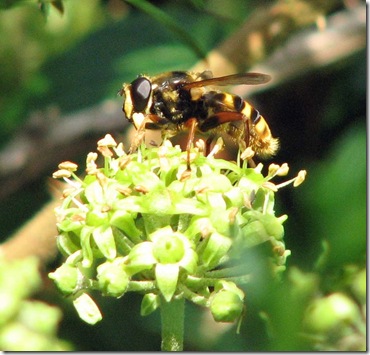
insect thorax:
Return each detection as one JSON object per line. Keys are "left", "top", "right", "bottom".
{"left": 150, "top": 77, "right": 206, "bottom": 124}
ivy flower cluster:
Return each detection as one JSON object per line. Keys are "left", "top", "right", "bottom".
{"left": 49, "top": 134, "right": 306, "bottom": 325}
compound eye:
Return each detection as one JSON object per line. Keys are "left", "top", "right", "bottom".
{"left": 251, "top": 109, "right": 261, "bottom": 124}
{"left": 130, "top": 77, "right": 152, "bottom": 112}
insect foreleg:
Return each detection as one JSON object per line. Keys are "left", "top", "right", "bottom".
{"left": 184, "top": 118, "right": 198, "bottom": 171}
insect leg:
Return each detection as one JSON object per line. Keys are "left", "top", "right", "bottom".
{"left": 199, "top": 111, "right": 249, "bottom": 148}
{"left": 184, "top": 118, "right": 198, "bottom": 170}
{"left": 198, "top": 111, "right": 256, "bottom": 165}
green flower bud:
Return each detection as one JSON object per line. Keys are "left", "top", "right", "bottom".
{"left": 125, "top": 242, "right": 156, "bottom": 275}
{"left": 150, "top": 227, "right": 198, "bottom": 275}
{"left": 304, "top": 292, "right": 360, "bottom": 333}
{"left": 152, "top": 234, "right": 185, "bottom": 264}
{"left": 56, "top": 232, "right": 80, "bottom": 256}
{"left": 201, "top": 232, "right": 232, "bottom": 269}
{"left": 210, "top": 290, "right": 244, "bottom": 323}
{"left": 196, "top": 173, "right": 233, "bottom": 193}
{"left": 97, "top": 260, "right": 129, "bottom": 297}
{"left": 260, "top": 214, "right": 284, "bottom": 240}
{"left": 0, "top": 292, "right": 21, "bottom": 327}
{"left": 58, "top": 216, "right": 84, "bottom": 233}
{"left": 0, "top": 323, "right": 53, "bottom": 351}
{"left": 223, "top": 187, "right": 244, "bottom": 207}
{"left": 241, "top": 219, "right": 269, "bottom": 245}
{"left": 351, "top": 268, "right": 366, "bottom": 304}
{"left": 49, "top": 264, "right": 79, "bottom": 295}
{"left": 17, "top": 301, "right": 62, "bottom": 335}
{"left": 73, "top": 293, "right": 102, "bottom": 325}
{"left": 140, "top": 293, "right": 160, "bottom": 316}
{"left": 214, "top": 280, "right": 245, "bottom": 300}
{"left": 0, "top": 258, "right": 42, "bottom": 327}
{"left": 239, "top": 211, "right": 284, "bottom": 247}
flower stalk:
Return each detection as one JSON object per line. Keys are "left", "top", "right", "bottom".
{"left": 160, "top": 297, "right": 185, "bottom": 351}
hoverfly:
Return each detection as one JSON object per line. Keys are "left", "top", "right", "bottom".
{"left": 119, "top": 71, "right": 279, "bottom": 169}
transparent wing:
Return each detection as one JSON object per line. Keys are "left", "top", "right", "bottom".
{"left": 183, "top": 73, "right": 271, "bottom": 89}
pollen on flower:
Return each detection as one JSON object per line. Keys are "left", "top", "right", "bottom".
{"left": 158, "top": 145, "right": 170, "bottom": 171}
{"left": 262, "top": 181, "right": 278, "bottom": 192}
{"left": 267, "top": 163, "right": 289, "bottom": 178}
{"left": 254, "top": 162, "right": 263, "bottom": 173}
{"left": 163, "top": 139, "right": 173, "bottom": 148}
{"left": 194, "top": 184, "right": 209, "bottom": 194}
{"left": 96, "top": 171, "right": 108, "bottom": 186}
{"left": 86, "top": 152, "right": 98, "bottom": 174}
{"left": 179, "top": 169, "right": 191, "bottom": 181}
{"left": 53, "top": 169, "right": 72, "bottom": 179}
{"left": 134, "top": 185, "right": 149, "bottom": 194}
{"left": 98, "top": 134, "right": 117, "bottom": 147}
{"left": 294, "top": 170, "right": 307, "bottom": 187}
{"left": 118, "top": 155, "right": 132, "bottom": 170}
{"left": 86, "top": 152, "right": 98, "bottom": 164}
{"left": 97, "top": 145, "right": 113, "bottom": 158}
{"left": 62, "top": 187, "right": 77, "bottom": 197}
{"left": 58, "top": 161, "right": 78, "bottom": 171}
{"left": 268, "top": 163, "right": 280, "bottom": 176}
{"left": 115, "top": 185, "right": 132, "bottom": 196}
{"left": 240, "top": 146, "right": 255, "bottom": 161}
{"left": 114, "top": 143, "right": 126, "bottom": 157}
{"left": 158, "top": 144, "right": 168, "bottom": 157}
{"left": 208, "top": 137, "right": 224, "bottom": 158}
{"left": 228, "top": 207, "right": 239, "bottom": 223}
{"left": 195, "top": 138, "right": 205, "bottom": 152}
{"left": 276, "top": 163, "right": 289, "bottom": 176}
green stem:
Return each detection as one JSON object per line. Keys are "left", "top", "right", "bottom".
{"left": 160, "top": 297, "right": 185, "bottom": 351}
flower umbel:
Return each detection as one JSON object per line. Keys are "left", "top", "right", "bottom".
{"left": 50, "top": 134, "right": 306, "bottom": 326}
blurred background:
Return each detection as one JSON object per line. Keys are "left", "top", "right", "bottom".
{"left": 0, "top": 0, "right": 366, "bottom": 351}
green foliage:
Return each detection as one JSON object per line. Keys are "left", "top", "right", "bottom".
{"left": 0, "top": 257, "right": 71, "bottom": 350}
{"left": 0, "top": 0, "right": 104, "bottom": 139}
{"left": 298, "top": 125, "right": 366, "bottom": 268}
